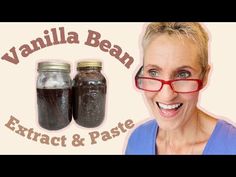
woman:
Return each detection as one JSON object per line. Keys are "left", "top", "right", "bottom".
{"left": 125, "top": 22, "right": 236, "bottom": 155}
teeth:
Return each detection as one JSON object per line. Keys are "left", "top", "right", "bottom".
{"left": 158, "top": 103, "right": 182, "bottom": 110}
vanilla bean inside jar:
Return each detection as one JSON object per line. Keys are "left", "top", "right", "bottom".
{"left": 73, "top": 60, "right": 107, "bottom": 128}
{"left": 36, "top": 61, "right": 72, "bottom": 130}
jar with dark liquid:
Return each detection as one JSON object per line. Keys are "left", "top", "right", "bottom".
{"left": 73, "top": 60, "right": 107, "bottom": 128}
{"left": 36, "top": 62, "right": 72, "bottom": 130}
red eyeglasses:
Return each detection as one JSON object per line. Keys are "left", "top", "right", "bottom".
{"left": 135, "top": 67, "right": 203, "bottom": 93}
{"left": 135, "top": 77, "right": 203, "bottom": 93}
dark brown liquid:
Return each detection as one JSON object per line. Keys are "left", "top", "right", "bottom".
{"left": 73, "top": 78, "right": 106, "bottom": 128}
{"left": 37, "top": 88, "right": 72, "bottom": 130}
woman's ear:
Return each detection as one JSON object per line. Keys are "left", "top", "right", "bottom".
{"left": 202, "top": 65, "right": 211, "bottom": 87}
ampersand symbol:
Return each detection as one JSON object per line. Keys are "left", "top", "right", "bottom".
{"left": 72, "top": 134, "right": 85, "bottom": 147}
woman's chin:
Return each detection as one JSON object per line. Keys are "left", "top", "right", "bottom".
{"left": 156, "top": 117, "right": 182, "bottom": 131}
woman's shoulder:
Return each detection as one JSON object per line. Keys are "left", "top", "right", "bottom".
{"left": 131, "top": 119, "right": 157, "bottom": 136}
{"left": 217, "top": 119, "right": 236, "bottom": 137}
{"left": 205, "top": 119, "right": 236, "bottom": 154}
{"left": 137, "top": 119, "right": 157, "bottom": 128}
{"left": 125, "top": 119, "right": 157, "bottom": 155}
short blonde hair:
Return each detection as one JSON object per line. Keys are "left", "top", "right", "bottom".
{"left": 142, "top": 22, "right": 209, "bottom": 73}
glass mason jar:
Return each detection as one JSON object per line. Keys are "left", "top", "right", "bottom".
{"left": 73, "top": 60, "right": 107, "bottom": 128}
{"left": 36, "top": 61, "right": 72, "bottom": 130}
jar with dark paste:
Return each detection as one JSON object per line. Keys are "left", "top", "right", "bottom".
{"left": 36, "top": 62, "right": 72, "bottom": 130}
{"left": 73, "top": 60, "right": 107, "bottom": 128}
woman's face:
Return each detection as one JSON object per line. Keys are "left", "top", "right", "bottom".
{"left": 143, "top": 34, "right": 209, "bottom": 130}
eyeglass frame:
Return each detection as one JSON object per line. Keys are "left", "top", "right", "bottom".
{"left": 135, "top": 66, "right": 203, "bottom": 94}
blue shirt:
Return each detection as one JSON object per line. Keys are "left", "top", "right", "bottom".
{"left": 125, "top": 119, "right": 236, "bottom": 155}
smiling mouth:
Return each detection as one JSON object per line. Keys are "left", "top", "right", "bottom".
{"left": 157, "top": 102, "right": 183, "bottom": 110}
{"left": 156, "top": 102, "right": 183, "bottom": 118}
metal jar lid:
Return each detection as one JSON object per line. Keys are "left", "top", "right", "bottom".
{"left": 38, "top": 62, "right": 71, "bottom": 73}
{"left": 77, "top": 60, "right": 102, "bottom": 70}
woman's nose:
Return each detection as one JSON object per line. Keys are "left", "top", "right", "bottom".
{"left": 155, "top": 84, "right": 177, "bottom": 101}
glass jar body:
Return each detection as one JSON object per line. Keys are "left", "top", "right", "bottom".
{"left": 36, "top": 70, "right": 72, "bottom": 130}
{"left": 73, "top": 67, "right": 106, "bottom": 128}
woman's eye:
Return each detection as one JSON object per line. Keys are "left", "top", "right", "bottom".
{"left": 148, "top": 70, "right": 159, "bottom": 77}
{"left": 177, "top": 71, "right": 191, "bottom": 78}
